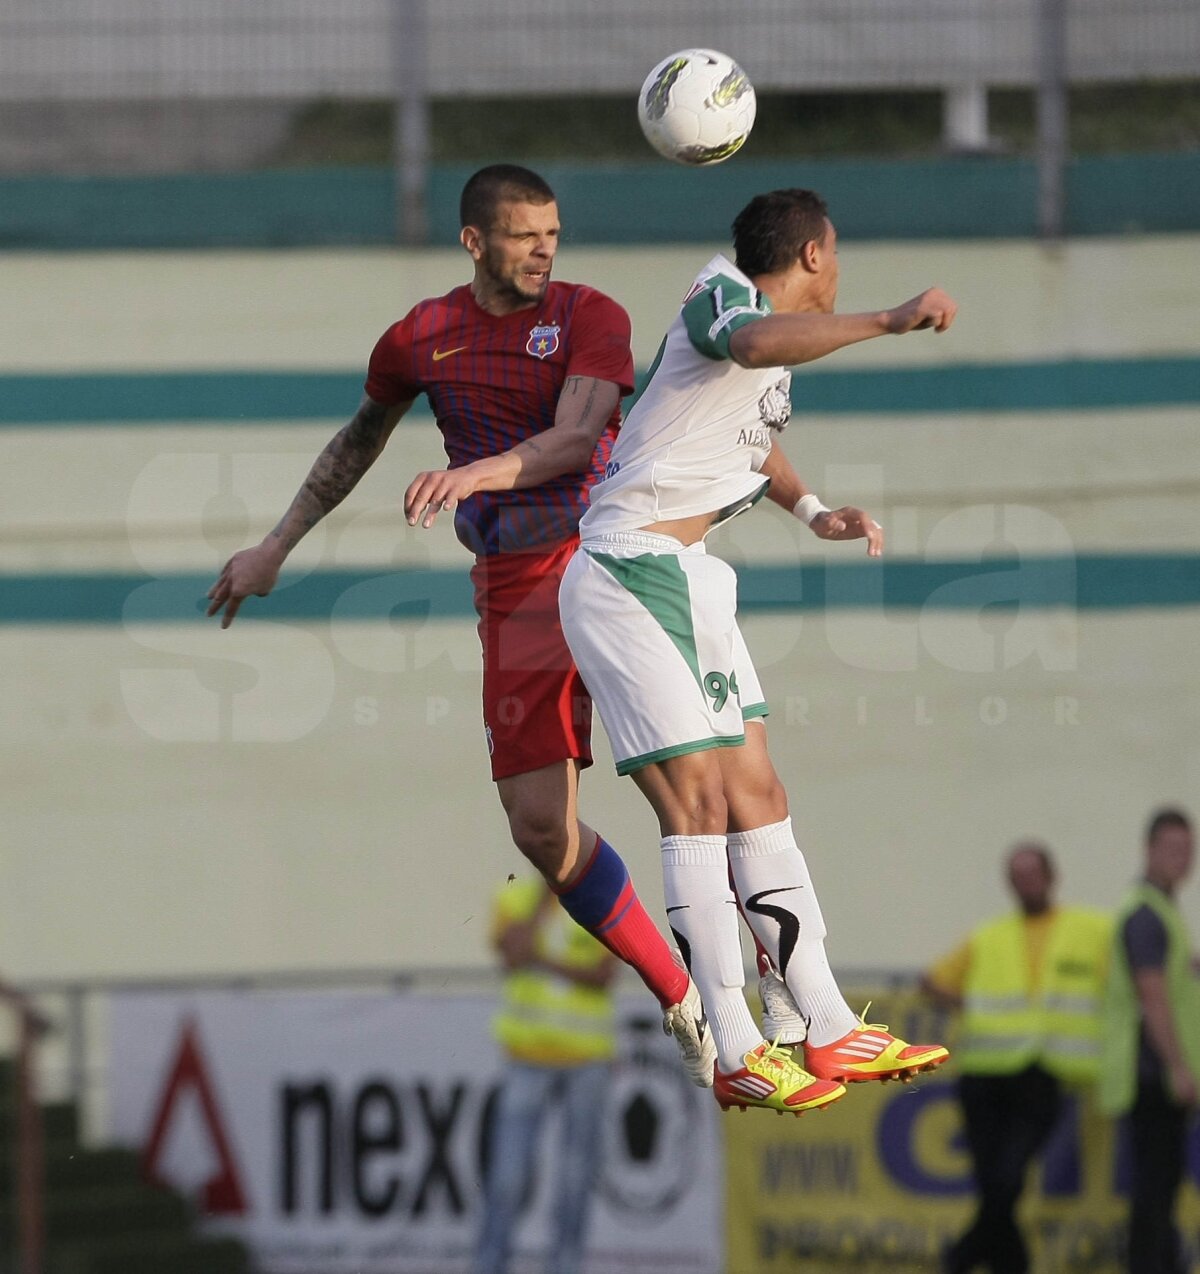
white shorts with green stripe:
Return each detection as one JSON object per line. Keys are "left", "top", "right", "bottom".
{"left": 560, "top": 530, "right": 767, "bottom": 776}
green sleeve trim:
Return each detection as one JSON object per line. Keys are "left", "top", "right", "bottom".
{"left": 682, "top": 273, "right": 769, "bottom": 361}
{"left": 742, "top": 701, "right": 769, "bottom": 720}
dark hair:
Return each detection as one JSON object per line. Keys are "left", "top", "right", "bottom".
{"left": 460, "top": 164, "right": 556, "bottom": 230}
{"left": 1146, "top": 806, "right": 1192, "bottom": 845}
{"left": 732, "top": 189, "right": 830, "bottom": 277}
{"left": 1007, "top": 840, "right": 1055, "bottom": 876}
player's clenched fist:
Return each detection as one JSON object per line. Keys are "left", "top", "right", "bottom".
{"left": 884, "top": 288, "right": 957, "bottom": 335}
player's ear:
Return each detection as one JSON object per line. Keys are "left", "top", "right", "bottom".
{"left": 799, "top": 238, "right": 820, "bottom": 274}
{"left": 461, "top": 225, "right": 483, "bottom": 259}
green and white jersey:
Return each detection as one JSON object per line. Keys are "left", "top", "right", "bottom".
{"left": 579, "top": 254, "right": 791, "bottom": 540}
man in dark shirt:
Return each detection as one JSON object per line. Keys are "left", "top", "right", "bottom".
{"left": 1124, "top": 902, "right": 1185, "bottom": 1088}
{"left": 1101, "top": 807, "right": 1200, "bottom": 1274}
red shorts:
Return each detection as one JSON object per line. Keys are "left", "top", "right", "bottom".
{"left": 470, "top": 539, "right": 593, "bottom": 782}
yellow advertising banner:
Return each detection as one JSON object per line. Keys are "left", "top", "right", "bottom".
{"left": 724, "top": 986, "right": 1200, "bottom": 1273}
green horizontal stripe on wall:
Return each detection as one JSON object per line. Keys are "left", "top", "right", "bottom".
{"left": 4, "top": 554, "right": 1198, "bottom": 625}
{"left": 2, "top": 356, "right": 1197, "bottom": 425}
{"left": 2, "top": 152, "right": 1198, "bottom": 249}
{"left": 0, "top": 371, "right": 364, "bottom": 424}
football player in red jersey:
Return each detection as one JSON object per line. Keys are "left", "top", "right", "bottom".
{"left": 207, "top": 165, "right": 714, "bottom": 1085}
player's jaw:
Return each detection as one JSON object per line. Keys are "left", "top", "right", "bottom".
{"left": 481, "top": 247, "right": 553, "bottom": 306}
{"left": 519, "top": 262, "right": 552, "bottom": 297}
{"left": 510, "top": 260, "right": 553, "bottom": 302}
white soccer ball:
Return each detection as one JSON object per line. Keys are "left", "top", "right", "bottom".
{"left": 637, "top": 49, "right": 757, "bottom": 167}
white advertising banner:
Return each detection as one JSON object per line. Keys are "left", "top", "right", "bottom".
{"left": 108, "top": 990, "right": 722, "bottom": 1274}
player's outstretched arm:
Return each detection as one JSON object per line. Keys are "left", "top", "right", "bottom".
{"left": 206, "top": 395, "right": 411, "bottom": 627}
{"left": 731, "top": 287, "right": 957, "bottom": 368}
{"left": 404, "top": 374, "right": 621, "bottom": 529}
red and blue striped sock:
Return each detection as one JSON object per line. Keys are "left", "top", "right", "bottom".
{"left": 554, "top": 834, "right": 688, "bottom": 1010}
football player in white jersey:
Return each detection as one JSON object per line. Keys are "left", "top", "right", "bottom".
{"left": 560, "top": 189, "right": 955, "bottom": 1114}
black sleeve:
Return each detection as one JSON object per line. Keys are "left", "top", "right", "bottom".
{"left": 1122, "top": 904, "right": 1168, "bottom": 972}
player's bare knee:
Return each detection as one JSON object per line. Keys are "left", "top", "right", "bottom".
{"left": 729, "top": 774, "right": 788, "bottom": 828}
{"left": 507, "top": 809, "right": 572, "bottom": 880}
{"left": 665, "top": 776, "right": 728, "bottom": 836}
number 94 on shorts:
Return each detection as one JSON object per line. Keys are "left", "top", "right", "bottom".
{"left": 559, "top": 534, "right": 768, "bottom": 778}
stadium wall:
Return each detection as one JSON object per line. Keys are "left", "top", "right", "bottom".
{"left": 2, "top": 236, "right": 1199, "bottom": 984}
{"left": 2, "top": 153, "right": 1200, "bottom": 249}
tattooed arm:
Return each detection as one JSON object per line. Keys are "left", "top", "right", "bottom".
{"left": 207, "top": 395, "right": 413, "bottom": 627}
{"left": 403, "top": 375, "right": 620, "bottom": 529}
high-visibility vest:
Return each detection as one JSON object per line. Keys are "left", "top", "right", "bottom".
{"left": 1099, "top": 882, "right": 1200, "bottom": 1116}
{"left": 957, "top": 907, "right": 1112, "bottom": 1082}
{"left": 492, "top": 880, "right": 616, "bottom": 1066}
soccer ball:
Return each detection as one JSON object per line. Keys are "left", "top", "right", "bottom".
{"left": 637, "top": 49, "right": 756, "bottom": 167}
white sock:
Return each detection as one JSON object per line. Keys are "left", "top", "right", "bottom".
{"left": 727, "top": 817, "right": 857, "bottom": 1047}
{"left": 661, "top": 833, "right": 762, "bottom": 1070}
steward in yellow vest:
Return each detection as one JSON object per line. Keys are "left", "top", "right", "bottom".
{"left": 1101, "top": 879, "right": 1200, "bottom": 1115}
{"left": 1097, "top": 807, "right": 1199, "bottom": 1274}
{"left": 477, "top": 876, "right": 618, "bottom": 1274}
{"left": 955, "top": 905, "right": 1112, "bottom": 1081}
{"left": 921, "top": 841, "right": 1111, "bottom": 1274}
{"left": 491, "top": 877, "right": 617, "bottom": 1066}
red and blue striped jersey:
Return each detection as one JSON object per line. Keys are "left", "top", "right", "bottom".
{"left": 365, "top": 281, "right": 634, "bottom": 556}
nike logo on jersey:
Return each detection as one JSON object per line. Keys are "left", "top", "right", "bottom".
{"left": 431, "top": 345, "right": 468, "bottom": 361}
{"left": 745, "top": 887, "right": 803, "bottom": 978}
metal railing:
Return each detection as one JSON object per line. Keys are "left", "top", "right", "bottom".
{"left": 1, "top": 0, "right": 1196, "bottom": 100}
{"left": 17, "top": 963, "right": 916, "bottom": 1138}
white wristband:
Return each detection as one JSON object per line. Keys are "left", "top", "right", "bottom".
{"left": 793, "top": 494, "right": 831, "bottom": 525}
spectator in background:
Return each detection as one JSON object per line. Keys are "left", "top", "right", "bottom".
{"left": 920, "top": 842, "right": 1112, "bottom": 1274}
{"left": 1100, "top": 807, "right": 1200, "bottom": 1274}
{"left": 476, "top": 876, "right": 618, "bottom": 1274}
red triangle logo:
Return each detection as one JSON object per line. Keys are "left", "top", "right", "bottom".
{"left": 142, "top": 1018, "right": 249, "bottom": 1215}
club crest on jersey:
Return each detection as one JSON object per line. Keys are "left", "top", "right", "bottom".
{"left": 759, "top": 374, "right": 793, "bottom": 431}
{"left": 526, "top": 324, "right": 561, "bottom": 360}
